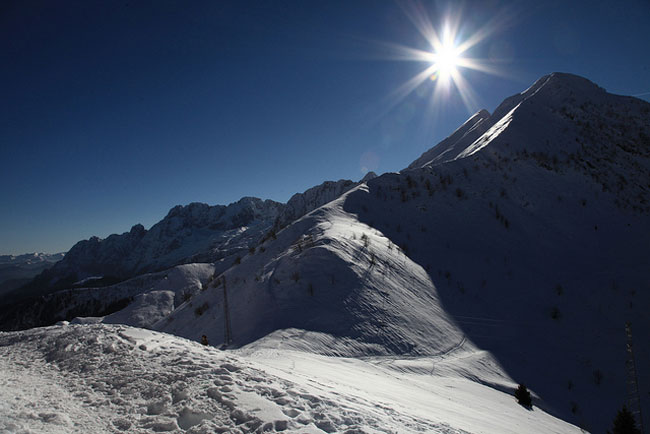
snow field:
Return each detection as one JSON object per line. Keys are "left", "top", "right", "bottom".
{"left": 0, "top": 324, "right": 583, "bottom": 433}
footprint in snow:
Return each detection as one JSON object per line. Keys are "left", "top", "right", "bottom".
{"left": 112, "top": 418, "right": 132, "bottom": 431}
{"left": 281, "top": 408, "right": 300, "bottom": 418}
{"left": 219, "top": 363, "right": 240, "bottom": 372}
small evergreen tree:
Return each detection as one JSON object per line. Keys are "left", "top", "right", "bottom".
{"left": 515, "top": 383, "right": 532, "bottom": 408}
{"left": 608, "top": 406, "right": 640, "bottom": 434}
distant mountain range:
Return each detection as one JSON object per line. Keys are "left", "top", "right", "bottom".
{"left": 2, "top": 72, "right": 649, "bottom": 432}
{"left": 0, "top": 252, "right": 65, "bottom": 297}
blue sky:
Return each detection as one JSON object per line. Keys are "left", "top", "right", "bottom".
{"left": 2, "top": 0, "right": 649, "bottom": 254}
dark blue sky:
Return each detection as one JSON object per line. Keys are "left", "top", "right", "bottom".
{"left": 2, "top": 0, "right": 649, "bottom": 254}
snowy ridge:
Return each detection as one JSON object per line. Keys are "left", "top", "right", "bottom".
{"left": 407, "top": 109, "right": 491, "bottom": 169}
{"left": 406, "top": 75, "right": 557, "bottom": 171}
{"left": 159, "top": 187, "right": 465, "bottom": 357}
{"left": 408, "top": 73, "right": 617, "bottom": 169}
{"left": 276, "top": 178, "right": 360, "bottom": 227}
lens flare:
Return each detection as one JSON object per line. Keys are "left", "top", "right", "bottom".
{"left": 375, "top": 2, "right": 516, "bottom": 118}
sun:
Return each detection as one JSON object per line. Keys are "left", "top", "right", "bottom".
{"left": 432, "top": 39, "right": 459, "bottom": 81}
{"left": 377, "top": 3, "right": 511, "bottom": 116}
{"left": 427, "top": 25, "right": 464, "bottom": 85}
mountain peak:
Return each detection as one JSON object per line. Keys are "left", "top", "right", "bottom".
{"left": 474, "top": 108, "right": 491, "bottom": 120}
{"left": 129, "top": 224, "right": 146, "bottom": 237}
{"left": 407, "top": 72, "right": 648, "bottom": 170}
{"left": 360, "top": 171, "right": 377, "bottom": 183}
{"left": 546, "top": 71, "right": 603, "bottom": 87}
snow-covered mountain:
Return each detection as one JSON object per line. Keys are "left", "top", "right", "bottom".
{"left": 346, "top": 72, "right": 650, "bottom": 431}
{"left": 19, "top": 198, "right": 283, "bottom": 294}
{"left": 1, "top": 177, "right": 373, "bottom": 328}
{"left": 155, "top": 72, "right": 649, "bottom": 431}
{"left": 0, "top": 252, "right": 65, "bottom": 297}
{"left": 13, "top": 177, "right": 373, "bottom": 305}
{"left": 0, "top": 252, "right": 65, "bottom": 266}
{"left": 2, "top": 72, "right": 649, "bottom": 432}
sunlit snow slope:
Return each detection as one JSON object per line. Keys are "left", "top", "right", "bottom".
{"left": 158, "top": 189, "right": 465, "bottom": 358}
{"left": 0, "top": 323, "right": 582, "bottom": 434}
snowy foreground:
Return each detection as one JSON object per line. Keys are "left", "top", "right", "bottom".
{"left": 0, "top": 324, "right": 582, "bottom": 434}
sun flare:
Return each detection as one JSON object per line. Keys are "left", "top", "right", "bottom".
{"left": 380, "top": 3, "right": 511, "bottom": 117}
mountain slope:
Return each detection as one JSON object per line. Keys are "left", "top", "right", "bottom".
{"left": 0, "top": 263, "right": 217, "bottom": 331}
{"left": 157, "top": 189, "right": 465, "bottom": 357}
{"left": 277, "top": 178, "right": 360, "bottom": 227}
{"left": 344, "top": 72, "right": 650, "bottom": 431}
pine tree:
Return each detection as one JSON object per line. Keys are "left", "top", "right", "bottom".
{"left": 608, "top": 406, "right": 640, "bottom": 434}
{"left": 515, "top": 383, "right": 532, "bottom": 408}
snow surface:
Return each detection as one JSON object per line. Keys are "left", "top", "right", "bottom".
{"left": 0, "top": 323, "right": 583, "bottom": 433}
